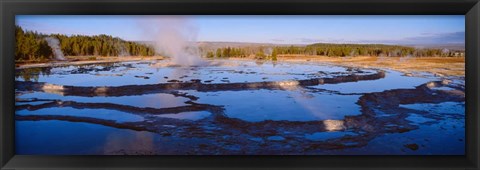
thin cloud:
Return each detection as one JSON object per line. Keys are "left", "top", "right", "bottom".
{"left": 300, "top": 38, "right": 322, "bottom": 43}
{"left": 299, "top": 38, "right": 352, "bottom": 44}
{"left": 296, "top": 32, "right": 466, "bottom": 45}
{"left": 399, "top": 32, "right": 465, "bottom": 44}
{"left": 270, "top": 38, "right": 285, "bottom": 42}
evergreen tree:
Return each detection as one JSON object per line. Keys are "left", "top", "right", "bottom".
{"left": 14, "top": 26, "right": 156, "bottom": 61}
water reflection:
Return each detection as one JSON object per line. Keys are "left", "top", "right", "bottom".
{"left": 157, "top": 111, "right": 211, "bottom": 121}
{"left": 185, "top": 89, "right": 361, "bottom": 122}
{"left": 15, "top": 60, "right": 465, "bottom": 155}
{"left": 103, "top": 131, "right": 155, "bottom": 155}
{"left": 15, "top": 60, "right": 359, "bottom": 86}
{"left": 18, "top": 92, "right": 190, "bottom": 109}
{"left": 15, "top": 67, "right": 52, "bottom": 82}
{"left": 16, "top": 107, "right": 145, "bottom": 123}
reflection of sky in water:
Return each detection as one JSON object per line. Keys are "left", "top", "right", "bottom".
{"left": 430, "top": 86, "right": 456, "bottom": 91}
{"left": 16, "top": 120, "right": 214, "bottom": 155}
{"left": 17, "top": 92, "right": 189, "bottom": 108}
{"left": 405, "top": 114, "right": 436, "bottom": 124}
{"left": 14, "top": 60, "right": 466, "bottom": 155}
{"left": 16, "top": 108, "right": 144, "bottom": 123}
{"left": 157, "top": 111, "right": 211, "bottom": 121}
{"left": 15, "top": 60, "right": 356, "bottom": 86}
{"left": 183, "top": 89, "right": 361, "bottom": 122}
{"left": 308, "top": 101, "right": 465, "bottom": 155}
{"left": 310, "top": 70, "right": 437, "bottom": 94}
{"left": 16, "top": 120, "right": 160, "bottom": 155}
{"left": 15, "top": 101, "right": 51, "bottom": 106}
{"left": 400, "top": 102, "right": 465, "bottom": 115}
{"left": 327, "top": 114, "right": 465, "bottom": 155}
{"left": 305, "top": 131, "right": 357, "bottom": 141}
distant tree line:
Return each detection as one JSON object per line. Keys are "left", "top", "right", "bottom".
{"left": 203, "top": 43, "right": 464, "bottom": 61}
{"left": 53, "top": 34, "right": 155, "bottom": 57}
{"left": 280, "top": 43, "right": 462, "bottom": 57}
{"left": 205, "top": 47, "right": 248, "bottom": 58}
{"left": 15, "top": 26, "right": 155, "bottom": 62}
{"left": 203, "top": 46, "right": 278, "bottom": 61}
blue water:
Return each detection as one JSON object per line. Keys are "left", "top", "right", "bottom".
{"left": 400, "top": 102, "right": 465, "bottom": 115}
{"left": 183, "top": 89, "right": 362, "bottom": 122}
{"left": 16, "top": 107, "right": 144, "bottom": 123}
{"left": 16, "top": 120, "right": 161, "bottom": 155}
{"left": 14, "top": 60, "right": 465, "bottom": 155}
{"left": 157, "top": 111, "right": 211, "bottom": 121}
{"left": 309, "top": 70, "right": 435, "bottom": 94}
{"left": 18, "top": 92, "right": 189, "bottom": 109}
{"left": 16, "top": 60, "right": 359, "bottom": 86}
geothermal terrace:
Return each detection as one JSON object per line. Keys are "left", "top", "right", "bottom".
{"left": 14, "top": 59, "right": 465, "bottom": 155}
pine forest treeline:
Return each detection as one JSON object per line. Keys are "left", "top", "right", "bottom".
{"left": 204, "top": 43, "right": 465, "bottom": 61}
{"left": 15, "top": 26, "right": 155, "bottom": 61}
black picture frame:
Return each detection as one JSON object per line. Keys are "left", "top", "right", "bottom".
{"left": 1, "top": 0, "right": 479, "bottom": 169}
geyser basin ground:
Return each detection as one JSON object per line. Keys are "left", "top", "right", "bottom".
{"left": 15, "top": 60, "right": 369, "bottom": 86}
{"left": 14, "top": 60, "right": 465, "bottom": 155}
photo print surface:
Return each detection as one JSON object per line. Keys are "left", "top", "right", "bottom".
{"left": 14, "top": 15, "right": 465, "bottom": 155}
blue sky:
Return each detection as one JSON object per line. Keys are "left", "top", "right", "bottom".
{"left": 16, "top": 15, "right": 465, "bottom": 45}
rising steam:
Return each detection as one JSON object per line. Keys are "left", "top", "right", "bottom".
{"left": 264, "top": 47, "right": 273, "bottom": 56}
{"left": 44, "top": 37, "right": 66, "bottom": 60}
{"left": 138, "top": 16, "right": 204, "bottom": 66}
{"left": 115, "top": 42, "right": 130, "bottom": 57}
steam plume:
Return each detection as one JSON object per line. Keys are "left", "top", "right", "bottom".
{"left": 115, "top": 42, "right": 130, "bottom": 57}
{"left": 44, "top": 37, "right": 66, "bottom": 60}
{"left": 138, "top": 16, "right": 204, "bottom": 66}
{"left": 264, "top": 47, "right": 273, "bottom": 56}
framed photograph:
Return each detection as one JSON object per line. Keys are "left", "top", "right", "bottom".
{"left": 1, "top": 0, "right": 479, "bottom": 169}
